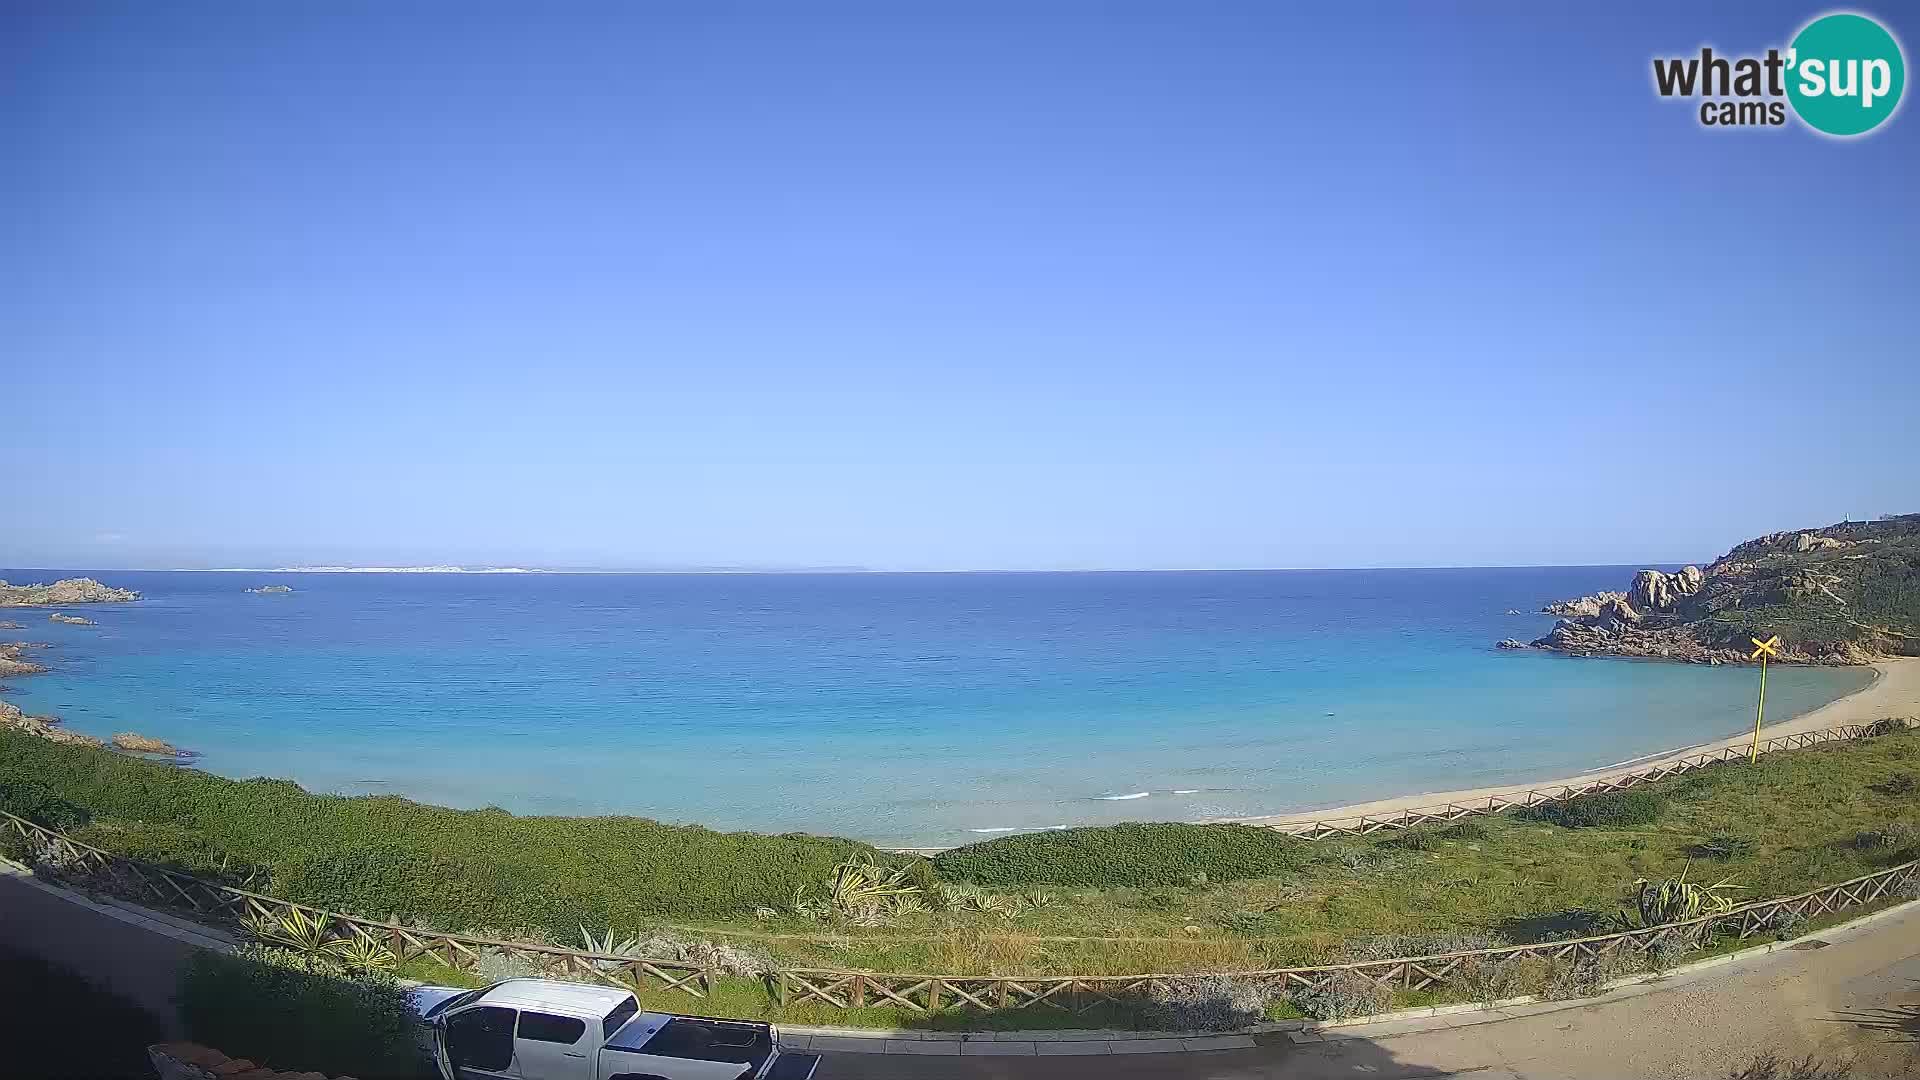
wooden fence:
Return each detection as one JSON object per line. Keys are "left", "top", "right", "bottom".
{"left": 1265, "top": 718, "right": 1913, "bottom": 840}
{"left": 4, "top": 715, "right": 1916, "bottom": 1017}
{"left": 776, "top": 857, "right": 1920, "bottom": 1013}
{"left": 0, "top": 811, "right": 711, "bottom": 997}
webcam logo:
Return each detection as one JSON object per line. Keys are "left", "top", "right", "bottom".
{"left": 1652, "top": 11, "right": 1905, "bottom": 136}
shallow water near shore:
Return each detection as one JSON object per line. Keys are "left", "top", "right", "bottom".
{"left": 0, "top": 567, "right": 1872, "bottom": 847}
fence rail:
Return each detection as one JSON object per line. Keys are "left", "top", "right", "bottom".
{"left": 776, "top": 857, "right": 1920, "bottom": 1014}
{"left": 4, "top": 715, "right": 1916, "bottom": 1016}
{"left": 0, "top": 811, "right": 712, "bottom": 998}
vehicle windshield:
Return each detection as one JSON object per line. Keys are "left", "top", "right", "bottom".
{"left": 429, "top": 988, "right": 486, "bottom": 1018}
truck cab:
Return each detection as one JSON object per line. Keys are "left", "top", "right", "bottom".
{"left": 413, "top": 979, "right": 819, "bottom": 1080}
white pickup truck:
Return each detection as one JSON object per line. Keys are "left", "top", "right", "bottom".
{"left": 411, "top": 979, "right": 821, "bottom": 1080}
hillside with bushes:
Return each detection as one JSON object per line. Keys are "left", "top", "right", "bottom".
{"left": 1514, "top": 514, "right": 1920, "bottom": 663}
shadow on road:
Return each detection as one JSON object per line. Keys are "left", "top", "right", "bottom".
{"left": 819, "top": 1032, "right": 1493, "bottom": 1079}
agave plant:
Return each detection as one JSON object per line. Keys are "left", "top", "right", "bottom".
{"left": 580, "top": 925, "right": 644, "bottom": 973}
{"left": 323, "top": 930, "right": 397, "bottom": 970}
{"left": 241, "top": 905, "right": 336, "bottom": 955}
{"left": 826, "top": 858, "right": 923, "bottom": 915}
{"left": 1024, "top": 887, "right": 1058, "bottom": 911}
{"left": 1633, "top": 866, "right": 1745, "bottom": 926}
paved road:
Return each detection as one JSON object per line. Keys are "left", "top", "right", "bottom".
{"left": 820, "top": 906, "right": 1920, "bottom": 1079}
{"left": 0, "top": 867, "right": 223, "bottom": 1038}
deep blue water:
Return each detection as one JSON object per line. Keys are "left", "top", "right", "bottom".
{"left": 0, "top": 568, "right": 1872, "bottom": 847}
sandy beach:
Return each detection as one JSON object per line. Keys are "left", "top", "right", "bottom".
{"left": 1228, "top": 657, "right": 1920, "bottom": 831}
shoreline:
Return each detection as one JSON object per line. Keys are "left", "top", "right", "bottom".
{"left": 1218, "top": 657, "right": 1919, "bottom": 832}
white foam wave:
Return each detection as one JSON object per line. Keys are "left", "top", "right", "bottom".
{"left": 1097, "top": 791, "right": 1151, "bottom": 801}
{"left": 1171, "top": 789, "right": 1200, "bottom": 794}
{"left": 967, "top": 827, "right": 1025, "bottom": 833}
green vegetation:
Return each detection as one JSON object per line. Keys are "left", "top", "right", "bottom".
{"left": 7, "top": 723, "right": 1920, "bottom": 1032}
{"left": 1523, "top": 789, "right": 1665, "bottom": 829}
{"left": 0, "top": 728, "right": 923, "bottom": 936}
{"left": 933, "top": 822, "right": 1311, "bottom": 888}
{"left": 179, "top": 947, "right": 422, "bottom": 1079}
{"left": 0, "top": 945, "right": 164, "bottom": 1079}
{"left": 1694, "top": 514, "right": 1920, "bottom": 656}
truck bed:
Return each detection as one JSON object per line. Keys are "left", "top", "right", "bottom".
{"left": 605, "top": 1014, "right": 774, "bottom": 1070}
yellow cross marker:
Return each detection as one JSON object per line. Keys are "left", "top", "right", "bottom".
{"left": 1748, "top": 635, "right": 1781, "bottom": 762}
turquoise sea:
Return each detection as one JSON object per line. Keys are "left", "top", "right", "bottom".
{"left": 0, "top": 568, "right": 1872, "bottom": 848}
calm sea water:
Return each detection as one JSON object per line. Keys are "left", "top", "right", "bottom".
{"left": 0, "top": 568, "right": 1872, "bottom": 847}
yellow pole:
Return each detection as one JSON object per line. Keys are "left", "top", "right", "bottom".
{"left": 1749, "top": 653, "right": 1769, "bottom": 763}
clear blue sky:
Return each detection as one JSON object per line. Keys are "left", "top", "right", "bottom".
{"left": 3, "top": 2, "right": 1914, "bottom": 571}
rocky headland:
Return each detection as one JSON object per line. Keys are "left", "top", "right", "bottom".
{"left": 1506, "top": 515, "right": 1920, "bottom": 665}
{"left": 0, "top": 577, "right": 140, "bottom": 606}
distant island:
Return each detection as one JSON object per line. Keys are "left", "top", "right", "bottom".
{"left": 212, "top": 565, "right": 537, "bottom": 574}
{"left": 0, "top": 577, "right": 140, "bottom": 606}
{"left": 1501, "top": 514, "right": 1920, "bottom": 664}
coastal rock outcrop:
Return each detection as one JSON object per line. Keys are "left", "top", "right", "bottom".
{"left": 0, "top": 578, "right": 139, "bottom": 606}
{"left": 1, "top": 638, "right": 110, "bottom": 749}
{"left": 0, "top": 698, "right": 103, "bottom": 748}
{"left": 0, "top": 621, "right": 21, "bottom": 630}
{"left": 1508, "top": 514, "right": 1920, "bottom": 665}
{"left": 0, "top": 642, "right": 49, "bottom": 678}
{"left": 245, "top": 584, "right": 294, "bottom": 594}
{"left": 49, "top": 613, "right": 95, "bottom": 626}
{"left": 112, "top": 732, "right": 180, "bottom": 755}
{"left": 1541, "top": 591, "right": 1627, "bottom": 617}
{"left": 1629, "top": 566, "right": 1703, "bottom": 612}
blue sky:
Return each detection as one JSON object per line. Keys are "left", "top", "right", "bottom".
{"left": 3, "top": 2, "right": 1915, "bottom": 571}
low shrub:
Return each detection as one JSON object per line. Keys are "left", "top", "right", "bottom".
{"left": 1382, "top": 819, "right": 1490, "bottom": 851}
{"left": 1692, "top": 835, "right": 1758, "bottom": 861}
{"left": 1142, "top": 974, "right": 1272, "bottom": 1031}
{"left": 1539, "top": 948, "right": 1644, "bottom": 1000}
{"left": 1338, "top": 932, "right": 1505, "bottom": 962}
{"left": 1851, "top": 821, "right": 1920, "bottom": 852}
{"left": 1525, "top": 790, "right": 1664, "bottom": 829}
{"left": 1874, "top": 772, "right": 1918, "bottom": 797}
{"left": 933, "top": 822, "right": 1310, "bottom": 889}
{"left": 179, "top": 947, "right": 420, "bottom": 1079}
{"left": 1290, "top": 969, "right": 1390, "bottom": 1021}
{"left": 0, "top": 780, "right": 91, "bottom": 832}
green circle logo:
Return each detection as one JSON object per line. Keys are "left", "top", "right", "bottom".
{"left": 1787, "top": 13, "right": 1906, "bottom": 136}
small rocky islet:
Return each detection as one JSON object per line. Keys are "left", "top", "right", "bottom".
{"left": 1500, "top": 514, "right": 1920, "bottom": 665}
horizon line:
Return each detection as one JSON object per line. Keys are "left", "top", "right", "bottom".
{"left": 2, "top": 560, "right": 1706, "bottom": 576}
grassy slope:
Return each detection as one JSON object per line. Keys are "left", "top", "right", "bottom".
{"left": 0, "top": 729, "right": 923, "bottom": 935}
{"left": 8, "top": 725, "right": 1918, "bottom": 983}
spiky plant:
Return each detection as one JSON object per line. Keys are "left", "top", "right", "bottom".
{"left": 825, "top": 858, "right": 922, "bottom": 916}
{"left": 1633, "top": 866, "right": 1745, "bottom": 926}
{"left": 241, "top": 906, "right": 337, "bottom": 955}
{"left": 580, "top": 926, "right": 644, "bottom": 973}
{"left": 324, "top": 931, "right": 397, "bottom": 970}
